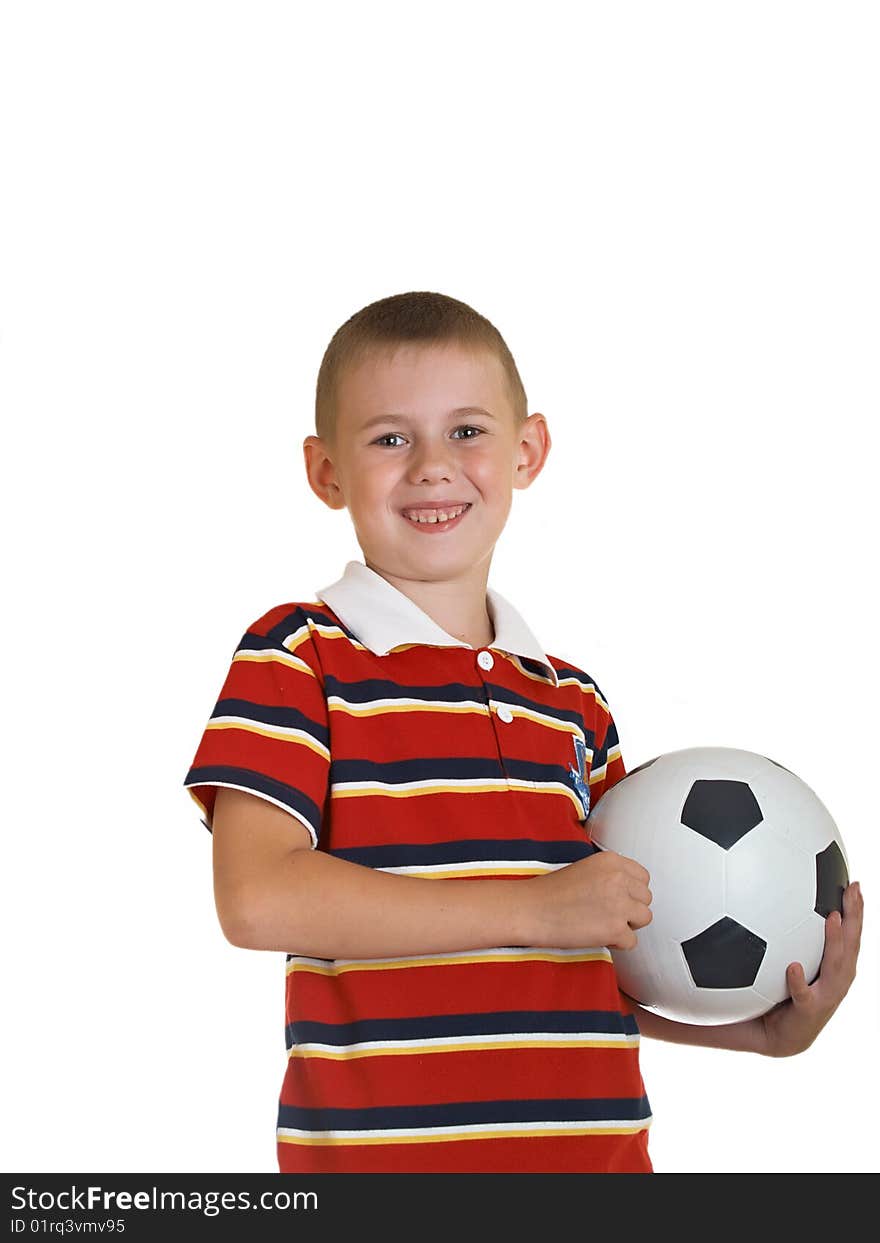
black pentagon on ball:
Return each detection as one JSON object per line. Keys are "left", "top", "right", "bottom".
{"left": 680, "top": 779, "right": 763, "bottom": 849}
{"left": 815, "top": 840, "right": 849, "bottom": 918}
{"left": 682, "top": 916, "right": 768, "bottom": 988}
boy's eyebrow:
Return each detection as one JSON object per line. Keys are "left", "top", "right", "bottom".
{"left": 359, "top": 407, "right": 497, "bottom": 430}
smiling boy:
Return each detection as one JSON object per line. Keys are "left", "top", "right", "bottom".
{"left": 183, "top": 290, "right": 862, "bottom": 1173}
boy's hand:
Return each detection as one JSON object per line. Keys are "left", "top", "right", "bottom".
{"left": 526, "top": 850, "right": 653, "bottom": 950}
{"left": 759, "top": 881, "right": 864, "bottom": 1057}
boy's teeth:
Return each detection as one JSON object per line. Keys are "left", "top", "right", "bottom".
{"left": 404, "top": 505, "right": 467, "bottom": 524}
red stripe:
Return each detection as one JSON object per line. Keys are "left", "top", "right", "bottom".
{"left": 286, "top": 957, "right": 626, "bottom": 1023}
{"left": 280, "top": 1045, "right": 647, "bottom": 1110}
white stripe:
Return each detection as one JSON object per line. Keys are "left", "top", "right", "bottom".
{"left": 291, "top": 1031, "right": 639, "bottom": 1055}
{"left": 328, "top": 693, "right": 490, "bottom": 712}
{"left": 333, "top": 776, "right": 513, "bottom": 794}
{"left": 183, "top": 781, "right": 318, "bottom": 848}
{"left": 295, "top": 622, "right": 355, "bottom": 646}
{"left": 278, "top": 1116, "right": 653, "bottom": 1141}
{"left": 234, "top": 645, "right": 313, "bottom": 674}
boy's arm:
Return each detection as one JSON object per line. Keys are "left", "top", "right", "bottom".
{"left": 625, "top": 880, "right": 863, "bottom": 1057}
{"left": 624, "top": 1002, "right": 767, "bottom": 1053}
{"left": 211, "top": 787, "right": 653, "bottom": 960}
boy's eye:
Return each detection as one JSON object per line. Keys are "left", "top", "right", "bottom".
{"left": 373, "top": 426, "right": 483, "bottom": 447}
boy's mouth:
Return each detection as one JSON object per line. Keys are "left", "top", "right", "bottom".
{"left": 400, "top": 502, "right": 472, "bottom": 531}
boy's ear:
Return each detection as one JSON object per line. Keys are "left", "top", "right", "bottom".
{"left": 302, "top": 435, "right": 347, "bottom": 511}
{"left": 512, "top": 413, "right": 552, "bottom": 491}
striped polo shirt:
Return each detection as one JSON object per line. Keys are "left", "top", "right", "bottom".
{"left": 183, "top": 559, "right": 652, "bottom": 1173}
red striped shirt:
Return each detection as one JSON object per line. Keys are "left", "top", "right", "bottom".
{"left": 183, "top": 561, "right": 652, "bottom": 1172}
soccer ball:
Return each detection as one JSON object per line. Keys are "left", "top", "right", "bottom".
{"left": 586, "top": 747, "right": 849, "bottom": 1024}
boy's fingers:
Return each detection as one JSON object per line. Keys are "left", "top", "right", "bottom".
{"left": 629, "top": 879, "right": 652, "bottom": 905}
{"left": 623, "top": 858, "right": 651, "bottom": 885}
{"left": 842, "top": 881, "right": 864, "bottom": 949}
{"left": 787, "top": 962, "right": 811, "bottom": 1004}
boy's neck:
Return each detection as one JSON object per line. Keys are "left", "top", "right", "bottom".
{"left": 365, "top": 559, "right": 495, "bottom": 650}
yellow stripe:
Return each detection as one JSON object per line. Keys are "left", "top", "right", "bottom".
{"left": 288, "top": 1038, "right": 639, "bottom": 1060}
{"left": 205, "top": 720, "right": 328, "bottom": 755}
{"left": 278, "top": 1124, "right": 649, "bottom": 1147}
{"left": 332, "top": 781, "right": 504, "bottom": 799}
{"left": 287, "top": 950, "right": 612, "bottom": 976}
{"left": 330, "top": 700, "right": 482, "bottom": 717}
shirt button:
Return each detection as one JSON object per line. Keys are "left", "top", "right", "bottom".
{"left": 477, "top": 650, "right": 494, "bottom": 671}
{"left": 497, "top": 705, "right": 514, "bottom": 724}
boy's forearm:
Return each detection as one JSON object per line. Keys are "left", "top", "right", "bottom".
{"left": 233, "top": 846, "right": 535, "bottom": 959}
{"left": 628, "top": 998, "right": 768, "bottom": 1055}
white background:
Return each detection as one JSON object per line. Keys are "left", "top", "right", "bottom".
{"left": 1, "top": 1, "right": 877, "bottom": 1174}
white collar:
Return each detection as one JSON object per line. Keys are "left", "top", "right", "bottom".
{"left": 316, "top": 560, "right": 559, "bottom": 687}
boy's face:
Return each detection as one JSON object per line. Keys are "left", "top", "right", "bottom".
{"left": 303, "top": 343, "right": 550, "bottom": 589}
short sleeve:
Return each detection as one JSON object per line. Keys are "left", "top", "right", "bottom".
{"left": 586, "top": 680, "right": 628, "bottom": 810}
{"left": 182, "top": 609, "right": 330, "bottom": 849}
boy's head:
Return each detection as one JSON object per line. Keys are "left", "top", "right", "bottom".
{"left": 313, "top": 290, "right": 529, "bottom": 455}
{"left": 303, "top": 291, "right": 550, "bottom": 591}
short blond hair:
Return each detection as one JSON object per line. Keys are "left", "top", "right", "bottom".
{"left": 315, "top": 291, "right": 529, "bottom": 450}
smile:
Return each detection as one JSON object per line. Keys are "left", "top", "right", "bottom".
{"left": 401, "top": 503, "right": 471, "bottom": 531}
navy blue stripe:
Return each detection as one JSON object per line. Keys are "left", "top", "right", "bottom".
{"left": 277, "top": 1096, "right": 652, "bottom": 1131}
{"left": 333, "top": 754, "right": 503, "bottom": 782}
{"left": 331, "top": 756, "right": 591, "bottom": 785}
{"left": 286, "top": 1009, "right": 638, "bottom": 1048}
{"left": 262, "top": 606, "right": 340, "bottom": 646}
{"left": 211, "top": 697, "right": 329, "bottom": 746}
{"left": 553, "top": 664, "right": 600, "bottom": 688}
{"left": 484, "top": 684, "right": 588, "bottom": 724}
{"left": 518, "top": 654, "right": 556, "bottom": 681}
{"left": 324, "top": 674, "right": 484, "bottom": 705}
{"left": 236, "top": 631, "right": 297, "bottom": 656}
{"left": 184, "top": 765, "right": 321, "bottom": 835}
{"left": 330, "top": 837, "right": 598, "bottom": 869}
{"left": 323, "top": 673, "right": 590, "bottom": 728}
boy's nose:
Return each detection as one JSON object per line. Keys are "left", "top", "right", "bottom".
{"left": 407, "top": 441, "right": 457, "bottom": 479}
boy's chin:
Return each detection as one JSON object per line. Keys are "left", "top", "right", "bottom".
{"left": 361, "top": 547, "right": 492, "bottom": 577}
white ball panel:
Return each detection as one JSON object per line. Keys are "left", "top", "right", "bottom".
{"left": 753, "top": 913, "right": 826, "bottom": 1005}
{"left": 725, "top": 824, "right": 815, "bottom": 938}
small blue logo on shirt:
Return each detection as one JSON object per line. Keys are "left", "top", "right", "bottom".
{"left": 569, "top": 736, "right": 591, "bottom": 821}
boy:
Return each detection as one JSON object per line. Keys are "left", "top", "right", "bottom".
{"left": 183, "top": 291, "right": 863, "bottom": 1173}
